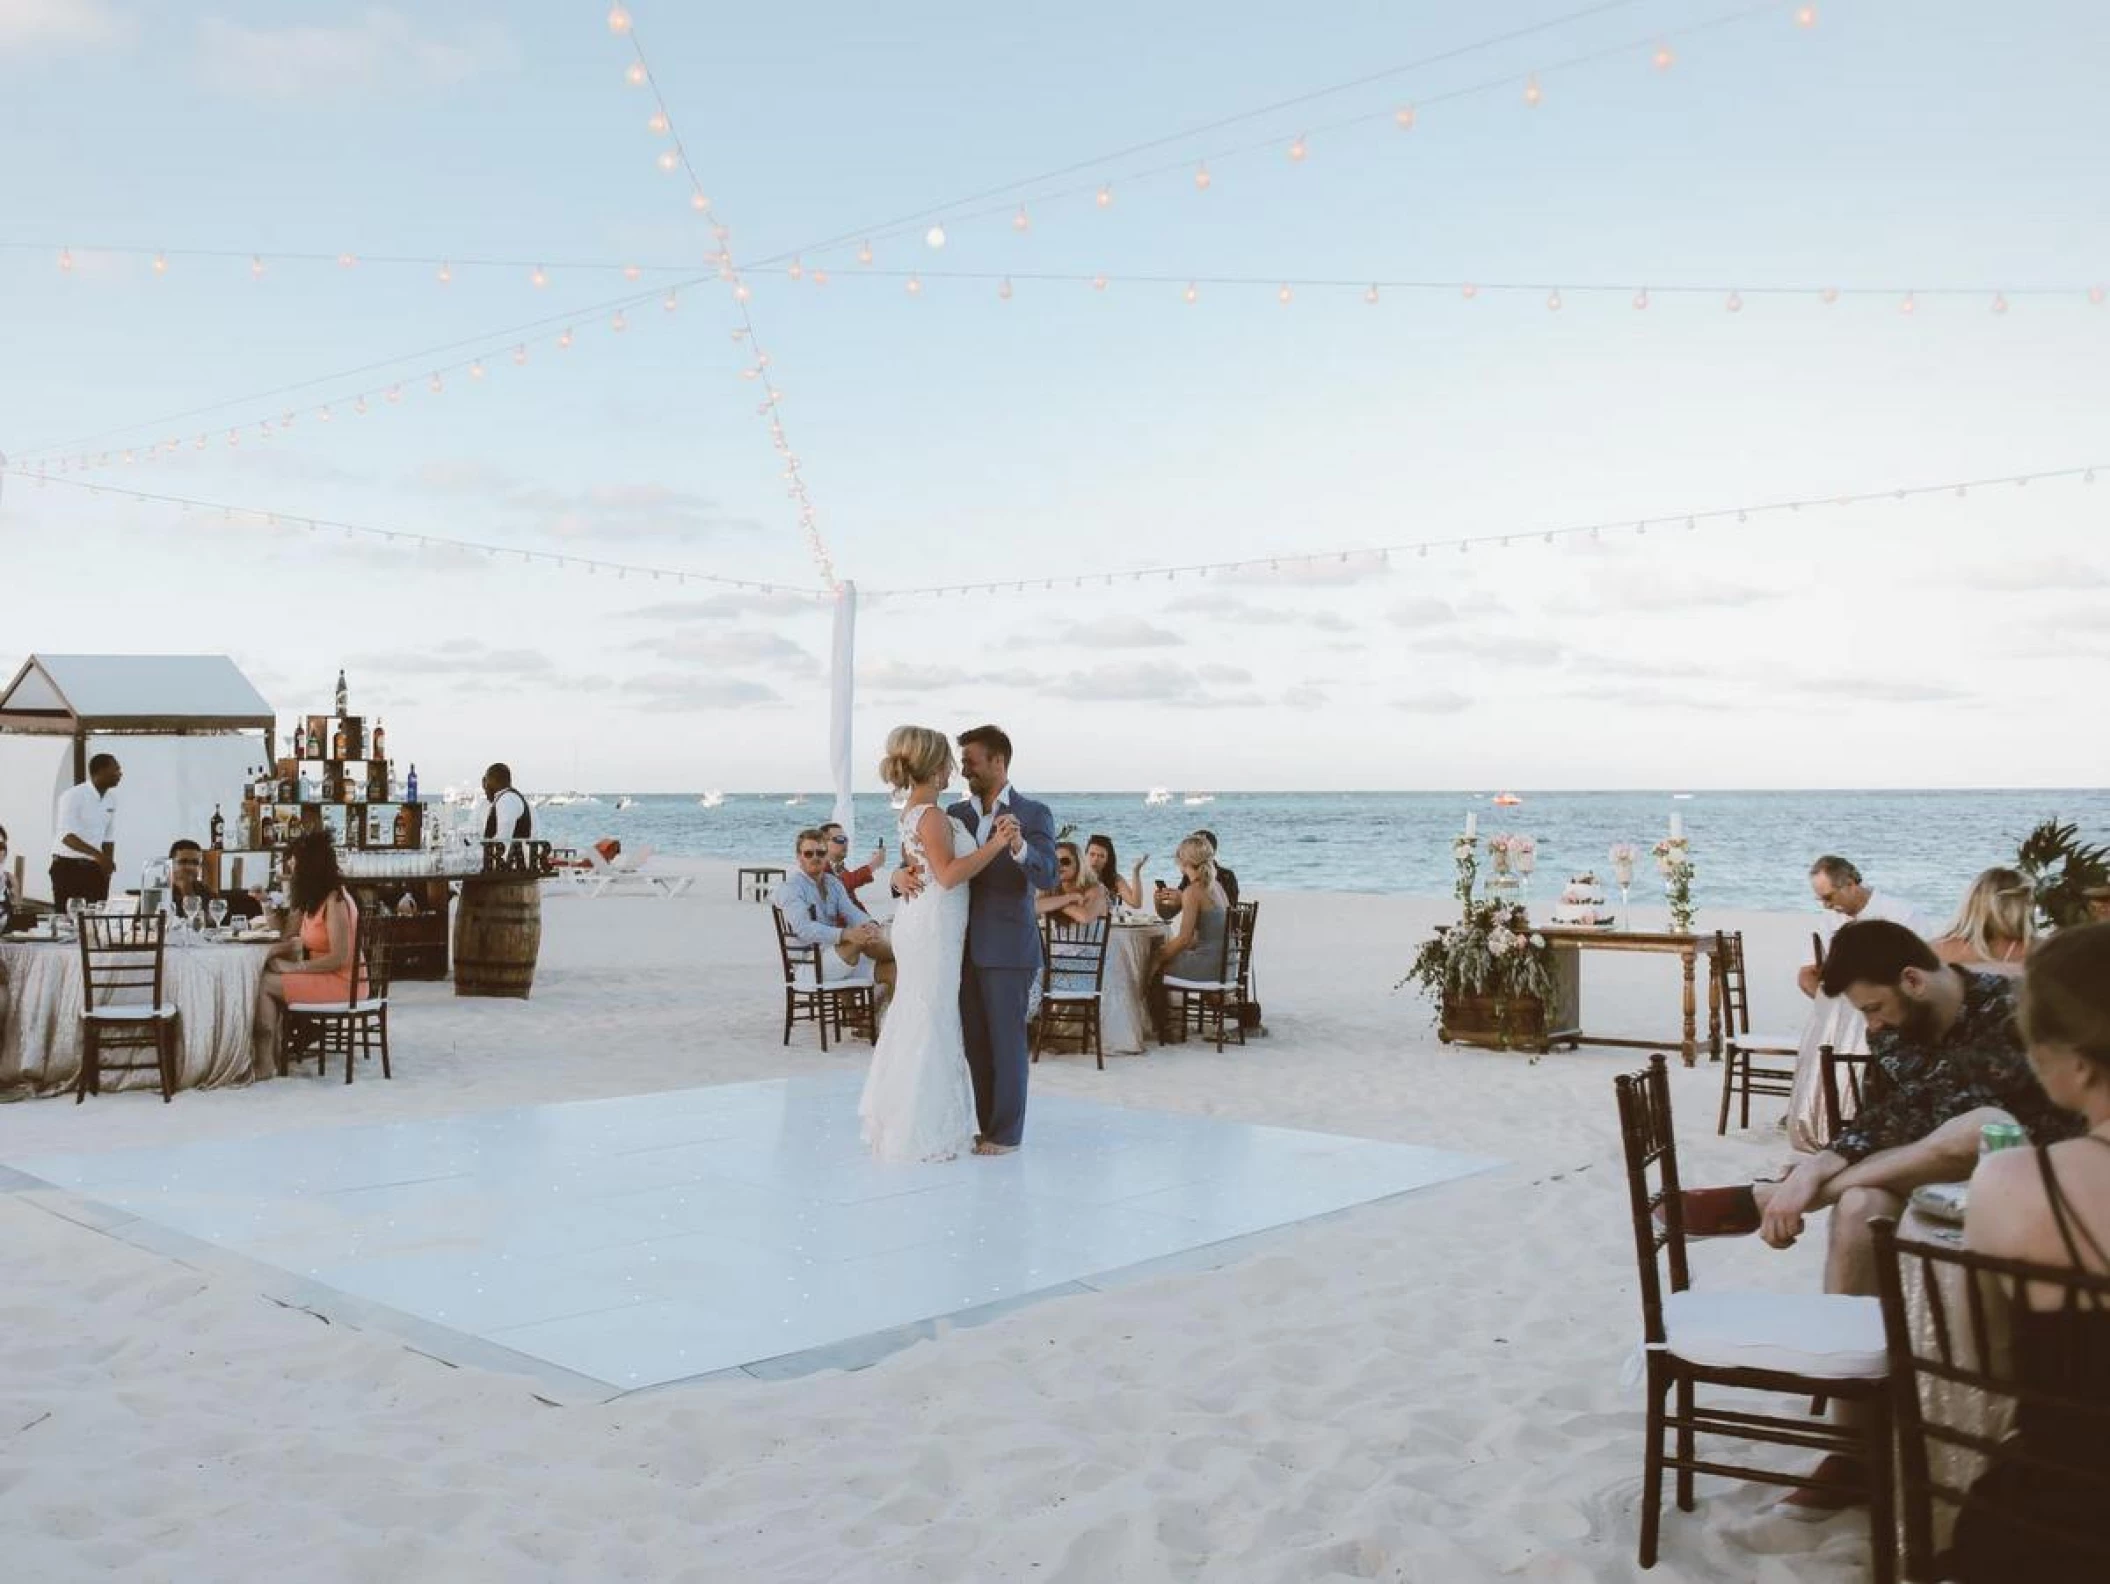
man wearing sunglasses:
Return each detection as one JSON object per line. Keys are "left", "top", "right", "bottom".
{"left": 774, "top": 828, "right": 894, "bottom": 994}
{"left": 818, "top": 821, "right": 886, "bottom": 911}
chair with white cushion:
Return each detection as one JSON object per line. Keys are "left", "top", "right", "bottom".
{"left": 75, "top": 912, "right": 180, "bottom": 1103}
{"left": 1617, "top": 1053, "right": 1895, "bottom": 1581}
{"left": 1713, "top": 928, "right": 1803, "bottom": 1133}
{"left": 281, "top": 910, "right": 393, "bottom": 1084}
{"left": 1162, "top": 901, "right": 1258, "bottom": 1052}
{"left": 1034, "top": 917, "right": 1112, "bottom": 1069}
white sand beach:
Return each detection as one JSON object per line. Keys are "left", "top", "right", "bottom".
{"left": 0, "top": 870, "right": 1878, "bottom": 1582}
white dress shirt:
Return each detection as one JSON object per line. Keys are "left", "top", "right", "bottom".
{"left": 1831, "top": 888, "right": 1926, "bottom": 938}
{"left": 51, "top": 780, "right": 115, "bottom": 859}
{"left": 962, "top": 783, "right": 1027, "bottom": 858}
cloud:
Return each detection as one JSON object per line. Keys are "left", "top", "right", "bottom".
{"left": 195, "top": 10, "right": 519, "bottom": 102}
{"left": 505, "top": 483, "right": 763, "bottom": 546}
{"left": 1387, "top": 596, "right": 1464, "bottom": 628}
{"left": 348, "top": 640, "right": 556, "bottom": 681}
{"left": 1389, "top": 689, "right": 1474, "bottom": 714}
{"left": 1967, "top": 558, "right": 2110, "bottom": 593}
{"left": 1401, "top": 630, "right": 1567, "bottom": 667}
{"left": 1217, "top": 551, "right": 1390, "bottom": 588}
{"left": 0, "top": 0, "right": 131, "bottom": 54}
{"left": 627, "top": 630, "right": 820, "bottom": 674}
{"left": 1281, "top": 685, "right": 1329, "bottom": 709}
{"left": 858, "top": 661, "right": 1040, "bottom": 695}
{"left": 1037, "top": 663, "right": 1264, "bottom": 709}
{"left": 620, "top": 590, "right": 830, "bottom": 622}
{"left": 622, "top": 672, "right": 783, "bottom": 711}
{"left": 1035, "top": 618, "right": 1183, "bottom": 649}
{"left": 1165, "top": 591, "right": 1355, "bottom": 633}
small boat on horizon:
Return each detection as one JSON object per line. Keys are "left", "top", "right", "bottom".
{"left": 699, "top": 790, "right": 726, "bottom": 809}
{"left": 1182, "top": 793, "right": 1215, "bottom": 807}
{"left": 1493, "top": 792, "right": 1523, "bottom": 807}
{"left": 1144, "top": 787, "right": 1173, "bottom": 807}
{"left": 543, "top": 791, "right": 599, "bottom": 807}
{"left": 614, "top": 797, "right": 636, "bottom": 811}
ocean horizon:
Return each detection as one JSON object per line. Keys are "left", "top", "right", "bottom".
{"left": 518, "top": 788, "right": 2110, "bottom": 918}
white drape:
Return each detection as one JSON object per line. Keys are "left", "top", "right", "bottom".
{"left": 829, "top": 581, "right": 856, "bottom": 843}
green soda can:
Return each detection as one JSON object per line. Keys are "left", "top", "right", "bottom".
{"left": 1979, "top": 1121, "right": 2028, "bottom": 1158}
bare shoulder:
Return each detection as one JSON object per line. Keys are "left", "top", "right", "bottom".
{"left": 1963, "top": 1146, "right": 2045, "bottom": 1253}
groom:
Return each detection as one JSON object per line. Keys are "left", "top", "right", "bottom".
{"left": 948, "top": 725, "right": 1059, "bottom": 1154}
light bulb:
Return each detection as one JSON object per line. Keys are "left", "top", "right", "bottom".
{"left": 152, "top": 251, "right": 168, "bottom": 275}
{"left": 469, "top": 360, "right": 485, "bottom": 379}
{"left": 429, "top": 372, "right": 443, "bottom": 392}
{"left": 811, "top": 268, "right": 829, "bottom": 285}
{"left": 787, "top": 258, "right": 804, "bottom": 279}
{"left": 924, "top": 224, "right": 949, "bottom": 249}
{"left": 1183, "top": 282, "right": 1198, "bottom": 303}
{"left": 690, "top": 190, "right": 709, "bottom": 212}
{"left": 1523, "top": 75, "right": 1542, "bottom": 107}
{"left": 385, "top": 385, "right": 401, "bottom": 404}
{"left": 1652, "top": 44, "right": 1675, "bottom": 71}
{"left": 905, "top": 275, "right": 922, "bottom": 295}
{"left": 1821, "top": 285, "right": 1839, "bottom": 304}
{"left": 732, "top": 281, "right": 750, "bottom": 301}
{"left": 58, "top": 247, "right": 73, "bottom": 272}
{"left": 1364, "top": 284, "right": 1380, "bottom": 305}
{"left": 611, "top": 309, "right": 627, "bottom": 332}
{"left": 626, "top": 61, "right": 646, "bottom": 85}
{"left": 531, "top": 264, "right": 547, "bottom": 288}
{"left": 662, "top": 289, "right": 678, "bottom": 312}
{"left": 195, "top": 434, "right": 207, "bottom": 449}
{"left": 1013, "top": 204, "right": 1030, "bottom": 231}
{"left": 998, "top": 277, "right": 1013, "bottom": 300}
{"left": 1726, "top": 290, "right": 1743, "bottom": 313}
{"left": 1096, "top": 184, "right": 1112, "bottom": 208}
{"left": 1900, "top": 291, "right": 1916, "bottom": 315}
{"left": 512, "top": 344, "right": 527, "bottom": 365}
{"left": 250, "top": 255, "right": 265, "bottom": 280}
{"left": 648, "top": 110, "right": 669, "bottom": 134}
{"left": 656, "top": 150, "right": 678, "bottom": 172}
{"left": 1633, "top": 287, "right": 1650, "bottom": 309}
{"left": 1091, "top": 274, "right": 1108, "bottom": 292}
{"left": 2090, "top": 284, "right": 2105, "bottom": 305}
{"left": 1796, "top": 5, "right": 1817, "bottom": 26}
{"left": 1278, "top": 283, "right": 1293, "bottom": 305}
{"left": 338, "top": 252, "right": 356, "bottom": 269}
{"left": 607, "top": 5, "right": 631, "bottom": 33}
{"left": 354, "top": 395, "right": 368, "bottom": 414}
{"left": 1395, "top": 104, "right": 1416, "bottom": 130}
{"left": 1992, "top": 292, "right": 2009, "bottom": 314}
{"left": 437, "top": 260, "right": 453, "bottom": 284}
{"left": 1288, "top": 133, "right": 1307, "bottom": 161}
{"left": 558, "top": 327, "right": 574, "bottom": 348}
{"left": 1461, "top": 282, "right": 1478, "bottom": 300}
{"left": 1194, "top": 162, "right": 1211, "bottom": 191}
{"left": 624, "top": 263, "right": 642, "bottom": 281}
{"left": 856, "top": 240, "right": 875, "bottom": 265}
{"left": 1547, "top": 288, "right": 1562, "bottom": 311}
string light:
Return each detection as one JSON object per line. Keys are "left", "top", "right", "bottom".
{"left": 337, "top": 253, "right": 356, "bottom": 269}
{"left": 558, "top": 327, "right": 574, "bottom": 348}
{"left": 611, "top": 308, "right": 628, "bottom": 331}
{"left": 531, "top": 264, "right": 548, "bottom": 288}
{"left": 690, "top": 191, "right": 710, "bottom": 213}
{"left": 1547, "top": 289, "right": 1562, "bottom": 311}
{"left": 1461, "top": 283, "right": 1478, "bottom": 300}
{"left": 1796, "top": 5, "right": 1817, "bottom": 25}
{"left": 1992, "top": 293, "right": 2008, "bottom": 315}
{"left": 1523, "top": 75, "right": 1543, "bottom": 107}
{"left": 428, "top": 372, "right": 443, "bottom": 393}
{"left": 152, "top": 251, "right": 168, "bottom": 275}
{"left": 656, "top": 150, "right": 679, "bottom": 173}
{"left": 1183, "top": 282, "right": 1199, "bottom": 304}
{"left": 1901, "top": 291, "right": 1917, "bottom": 315}
{"left": 2089, "top": 285, "right": 2104, "bottom": 305}
{"left": 905, "top": 275, "right": 922, "bottom": 296}
{"left": 1652, "top": 43, "right": 1675, "bottom": 70}
{"left": 1364, "top": 284, "right": 1380, "bottom": 305}
{"left": 648, "top": 110, "right": 669, "bottom": 134}
{"left": 1726, "top": 290, "right": 1743, "bottom": 312}
{"left": 625, "top": 61, "right": 646, "bottom": 86}
{"left": 998, "top": 277, "right": 1013, "bottom": 301}
{"left": 1394, "top": 105, "right": 1416, "bottom": 130}
{"left": 250, "top": 255, "right": 265, "bottom": 281}
{"left": 437, "top": 260, "right": 453, "bottom": 285}
{"left": 1288, "top": 133, "right": 1308, "bottom": 162}
{"left": 623, "top": 263, "right": 642, "bottom": 281}
{"left": 607, "top": 5, "right": 630, "bottom": 33}
{"left": 469, "top": 359, "right": 485, "bottom": 379}
{"left": 1092, "top": 274, "right": 1108, "bottom": 292}
{"left": 1194, "top": 162, "right": 1212, "bottom": 192}
{"left": 58, "top": 247, "right": 73, "bottom": 273}
{"left": 1096, "top": 184, "right": 1113, "bottom": 208}
{"left": 1633, "top": 287, "right": 1649, "bottom": 309}
{"left": 662, "top": 288, "right": 679, "bottom": 312}
{"left": 858, "top": 240, "right": 873, "bottom": 265}
{"left": 1012, "top": 204, "right": 1030, "bottom": 232}
{"left": 1278, "top": 283, "right": 1293, "bottom": 305}
{"left": 925, "top": 225, "right": 946, "bottom": 249}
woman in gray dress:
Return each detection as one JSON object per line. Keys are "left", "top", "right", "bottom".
{"left": 1148, "top": 835, "right": 1230, "bottom": 1039}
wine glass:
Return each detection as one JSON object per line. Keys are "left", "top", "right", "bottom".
{"left": 183, "top": 893, "right": 205, "bottom": 936}
{"left": 207, "top": 898, "right": 230, "bottom": 936}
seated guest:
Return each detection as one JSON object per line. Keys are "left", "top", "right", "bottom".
{"left": 251, "top": 831, "right": 366, "bottom": 1080}
{"left": 1678, "top": 919, "right": 2084, "bottom": 1511}
{"left": 1931, "top": 865, "right": 2035, "bottom": 974}
{"left": 1036, "top": 842, "right": 1110, "bottom": 927}
{"left": 820, "top": 821, "right": 885, "bottom": 910}
{"left": 1952, "top": 922, "right": 2110, "bottom": 1582}
{"left": 1155, "top": 828, "right": 1239, "bottom": 918}
{"left": 773, "top": 828, "right": 894, "bottom": 993}
{"left": 1148, "top": 835, "right": 1231, "bottom": 1037}
{"left": 167, "top": 839, "right": 263, "bottom": 922}
{"left": 1796, "top": 855, "right": 1924, "bottom": 996}
{"left": 1086, "top": 833, "right": 1146, "bottom": 911}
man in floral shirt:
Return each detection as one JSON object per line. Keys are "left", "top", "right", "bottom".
{"left": 1675, "top": 918, "right": 2082, "bottom": 1511}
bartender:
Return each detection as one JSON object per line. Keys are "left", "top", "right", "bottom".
{"left": 483, "top": 763, "right": 533, "bottom": 843}
{"left": 50, "top": 753, "right": 121, "bottom": 908}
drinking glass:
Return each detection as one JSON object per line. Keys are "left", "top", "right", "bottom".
{"left": 64, "top": 897, "right": 84, "bottom": 937}
{"left": 208, "top": 898, "right": 230, "bottom": 935}
{"left": 184, "top": 893, "right": 205, "bottom": 934}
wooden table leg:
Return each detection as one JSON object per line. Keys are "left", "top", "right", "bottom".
{"left": 1707, "top": 959, "right": 1723, "bottom": 1060}
{"left": 1680, "top": 947, "right": 1698, "bottom": 1067}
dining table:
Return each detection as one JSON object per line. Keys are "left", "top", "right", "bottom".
{"left": 0, "top": 928, "right": 280, "bottom": 1099}
{"left": 1100, "top": 918, "right": 1168, "bottom": 1055}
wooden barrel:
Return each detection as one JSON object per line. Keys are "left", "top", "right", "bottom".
{"left": 453, "top": 877, "right": 542, "bottom": 998}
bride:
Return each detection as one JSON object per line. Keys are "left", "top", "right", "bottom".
{"left": 859, "top": 726, "right": 1018, "bottom": 1163}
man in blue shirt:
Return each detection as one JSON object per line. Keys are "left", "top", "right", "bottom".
{"left": 772, "top": 827, "right": 894, "bottom": 994}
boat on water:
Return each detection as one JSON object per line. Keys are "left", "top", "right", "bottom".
{"left": 1144, "top": 787, "right": 1173, "bottom": 807}
{"left": 1183, "top": 793, "right": 1215, "bottom": 807}
{"left": 614, "top": 797, "right": 636, "bottom": 811}
{"left": 699, "top": 790, "right": 726, "bottom": 809}
{"left": 1493, "top": 793, "right": 1523, "bottom": 807}
{"left": 784, "top": 795, "right": 806, "bottom": 807}
{"left": 1672, "top": 792, "right": 1695, "bottom": 800}
{"left": 543, "top": 791, "right": 599, "bottom": 807}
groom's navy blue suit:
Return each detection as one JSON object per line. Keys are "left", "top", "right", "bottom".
{"left": 949, "top": 787, "right": 1060, "bottom": 1146}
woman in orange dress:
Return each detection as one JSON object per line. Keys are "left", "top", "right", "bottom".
{"left": 251, "top": 830, "right": 363, "bottom": 1078}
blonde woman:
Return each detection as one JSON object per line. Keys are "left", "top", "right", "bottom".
{"left": 858, "top": 726, "right": 1017, "bottom": 1164}
{"left": 1148, "top": 835, "right": 1231, "bottom": 1039}
{"left": 1933, "top": 866, "right": 2036, "bottom": 975}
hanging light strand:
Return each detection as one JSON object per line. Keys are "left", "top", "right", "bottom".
{"left": 617, "top": 16, "right": 840, "bottom": 592}
{"left": 857, "top": 462, "right": 2104, "bottom": 600}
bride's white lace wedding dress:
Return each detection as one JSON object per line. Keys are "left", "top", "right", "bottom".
{"left": 858, "top": 802, "right": 978, "bottom": 1163}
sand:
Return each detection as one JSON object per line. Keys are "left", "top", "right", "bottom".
{"left": 0, "top": 867, "right": 1883, "bottom": 1582}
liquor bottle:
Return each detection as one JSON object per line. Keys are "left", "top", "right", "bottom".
{"left": 394, "top": 804, "right": 412, "bottom": 847}
{"left": 372, "top": 718, "right": 386, "bottom": 760}
{"left": 293, "top": 720, "right": 307, "bottom": 758}
{"left": 210, "top": 804, "right": 225, "bottom": 850}
{"left": 335, "top": 668, "right": 348, "bottom": 714}
{"left": 260, "top": 808, "right": 278, "bottom": 847}
{"left": 332, "top": 726, "right": 347, "bottom": 759}
{"left": 405, "top": 764, "right": 419, "bottom": 803}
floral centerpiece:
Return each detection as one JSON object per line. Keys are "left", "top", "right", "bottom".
{"left": 1404, "top": 829, "right": 1561, "bottom": 1054}
{"left": 1654, "top": 837, "right": 1696, "bottom": 933}
{"left": 1608, "top": 842, "right": 1640, "bottom": 928}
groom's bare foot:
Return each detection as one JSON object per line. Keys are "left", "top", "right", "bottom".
{"left": 973, "top": 1140, "right": 1017, "bottom": 1156}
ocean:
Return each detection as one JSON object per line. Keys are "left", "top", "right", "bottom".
{"left": 521, "top": 789, "right": 2110, "bottom": 919}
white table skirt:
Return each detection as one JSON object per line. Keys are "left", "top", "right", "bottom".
{"left": 1787, "top": 991, "right": 1873, "bottom": 1152}
{"left": 1101, "top": 923, "right": 1166, "bottom": 1055}
{"left": 1, "top": 939, "right": 276, "bottom": 1099}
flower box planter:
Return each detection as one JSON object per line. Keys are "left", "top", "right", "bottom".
{"left": 1438, "top": 988, "right": 1581, "bottom": 1055}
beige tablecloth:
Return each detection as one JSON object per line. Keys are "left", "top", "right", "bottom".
{"left": 1898, "top": 1207, "right": 2012, "bottom": 1558}
{"left": 0, "top": 938, "right": 276, "bottom": 1099}
{"left": 1787, "top": 992, "right": 1872, "bottom": 1152}
{"left": 1102, "top": 922, "right": 1166, "bottom": 1055}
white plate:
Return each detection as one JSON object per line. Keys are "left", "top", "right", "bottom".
{"left": 1910, "top": 1181, "right": 1969, "bottom": 1225}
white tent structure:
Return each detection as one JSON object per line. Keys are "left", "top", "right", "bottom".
{"left": 0, "top": 654, "right": 275, "bottom": 903}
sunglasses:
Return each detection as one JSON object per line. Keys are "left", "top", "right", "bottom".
{"left": 799, "top": 849, "right": 827, "bottom": 859}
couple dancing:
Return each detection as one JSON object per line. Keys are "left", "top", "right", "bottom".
{"left": 859, "top": 723, "right": 1059, "bottom": 1163}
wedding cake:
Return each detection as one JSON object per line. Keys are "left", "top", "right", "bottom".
{"left": 1550, "top": 872, "right": 1614, "bottom": 928}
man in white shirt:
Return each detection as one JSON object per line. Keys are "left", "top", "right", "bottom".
{"left": 481, "top": 763, "right": 533, "bottom": 843}
{"left": 1798, "top": 855, "right": 1925, "bottom": 996}
{"left": 50, "top": 753, "right": 122, "bottom": 908}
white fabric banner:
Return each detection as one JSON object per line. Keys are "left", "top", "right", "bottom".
{"left": 829, "top": 581, "right": 857, "bottom": 844}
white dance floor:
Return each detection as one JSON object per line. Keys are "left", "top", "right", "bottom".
{"left": 9, "top": 1075, "right": 1497, "bottom": 1395}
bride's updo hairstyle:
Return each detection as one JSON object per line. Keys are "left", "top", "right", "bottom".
{"left": 1175, "top": 834, "right": 1218, "bottom": 887}
{"left": 879, "top": 725, "right": 951, "bottom": 792}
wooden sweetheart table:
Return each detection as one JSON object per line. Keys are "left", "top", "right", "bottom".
{"left": 1533, "top": 927, "right": 1727, "bottom": 1067}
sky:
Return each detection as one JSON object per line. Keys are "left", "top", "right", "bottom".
{"left": 2, "top": 0, "right": 2106, "bottom": 796}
